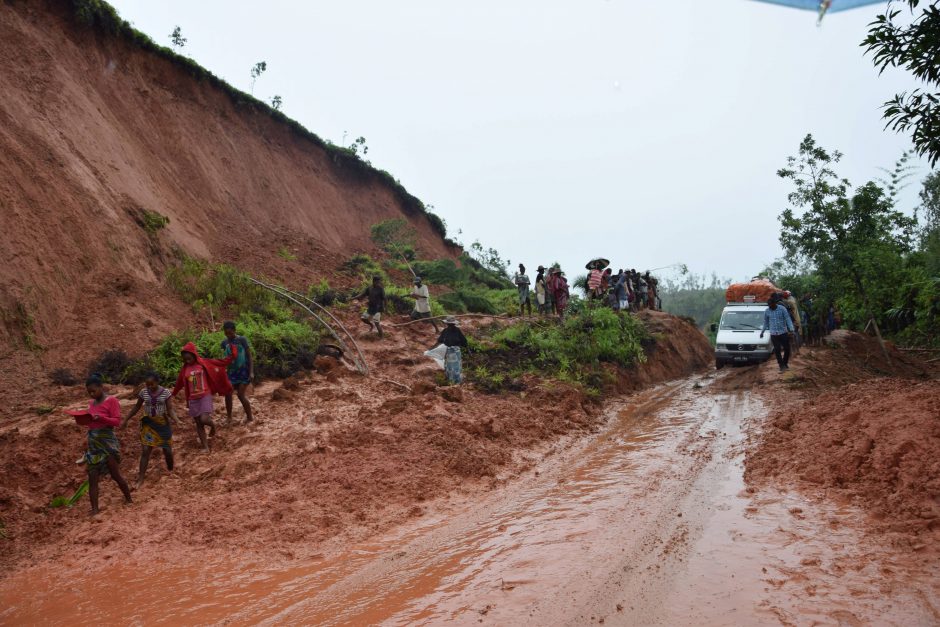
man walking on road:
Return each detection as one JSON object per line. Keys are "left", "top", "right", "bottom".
{"left": 760, "top": 296, "right": 795, "bottom": 372}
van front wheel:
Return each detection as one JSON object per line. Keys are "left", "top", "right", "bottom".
{"left": 715, "top": 359, "right": 725, "bottom": 370}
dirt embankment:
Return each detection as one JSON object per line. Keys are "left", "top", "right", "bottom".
{"left": 0, "top": 0, "right": 455, "bottom": 360}
{"left": 746, "top": 330, "right": 940, "bottom": 535}
{"left": 0, "top": 310, "right": 712, "bottom": 574}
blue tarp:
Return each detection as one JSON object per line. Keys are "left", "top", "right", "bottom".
{"left": 752, "top": 0, "right": 884, "bottom": 11}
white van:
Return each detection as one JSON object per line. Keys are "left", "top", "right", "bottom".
{"left": 713, "top": 302, "right": 773, "bottom": 368}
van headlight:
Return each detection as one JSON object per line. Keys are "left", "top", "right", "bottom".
{"left": 716, "top": 344, "right": 726, "bottom": 350}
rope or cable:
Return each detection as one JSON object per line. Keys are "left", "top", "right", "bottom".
{"left": 388, "top": 313, "right": 513, "bottom": 328}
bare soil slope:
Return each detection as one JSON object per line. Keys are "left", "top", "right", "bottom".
{"left": 0, "top": 1, "right": 454, "bottom": 357}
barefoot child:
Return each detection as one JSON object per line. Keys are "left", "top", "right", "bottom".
{"left": 121, "top": 372, "right": 179, "bottom": 488}
{"left": 357, "top": 275, "right": 386, "bottom": 338}
{"left": 171, "top": 342, "right": 237, "bottom": 452}
{"left": 70, "top": 374, "right": 132, "bottom": 515}
{"left": 221, "top": 320, "right": 254, "bottom": 424}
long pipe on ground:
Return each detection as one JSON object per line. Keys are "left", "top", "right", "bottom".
{"left": 247, "top": 278, "right": 369, "bottom": 375}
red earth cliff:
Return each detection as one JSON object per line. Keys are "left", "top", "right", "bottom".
{"left": 0, "top": 0, "right": 456, "bottom": 359}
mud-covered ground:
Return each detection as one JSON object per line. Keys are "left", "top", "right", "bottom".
{"left": 2, "top": 321, "right": 938, "bottom": 625}
{"left": 2, "top": 329, "right": 937, "bottom": 625}
{"left": 0, "top": 310, "right": 711, "bottom": 575}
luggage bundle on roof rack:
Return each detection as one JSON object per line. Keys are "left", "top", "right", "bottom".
{"left": 725, "top": 278, "right": 779, "bottom": 304}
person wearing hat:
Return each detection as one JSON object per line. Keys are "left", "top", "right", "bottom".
{"left": 435, "top": 316, "right": 468, "bottom": 384}
{"left": 410, "top": 276, "right": 440, "bottom": 332}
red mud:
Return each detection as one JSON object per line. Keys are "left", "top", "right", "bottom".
{"left": 0, "top": 309, "right": 712, "bottom": 575}
{"left": 746, "top": 330, "right": 940, "bottom": 536}
{"left": 748, "top": 378, "right": 940, "bottom": 532}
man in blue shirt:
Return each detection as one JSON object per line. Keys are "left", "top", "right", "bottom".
{"left": 760, "top": 297, "right": 795, "bottom": 372}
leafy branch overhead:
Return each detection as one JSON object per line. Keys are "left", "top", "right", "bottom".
{"left": 863, "top": 0, "right": 940, "bottom": 165}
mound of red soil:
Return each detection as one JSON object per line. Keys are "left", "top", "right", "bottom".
{"left": 747, "top": 377, "right": 940, "bottom": 532}
{"left": 613, "top": 310, "right": 713, "bottom": 392}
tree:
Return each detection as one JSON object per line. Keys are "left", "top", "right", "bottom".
{"left": 271, "top": 95, "right": 283, "bottom": 111}
{"left": 863, "top": 0, "right": 940, "bottom": 166}
{"left": 777, "top": 134, "right": 917, "bottom": 358}
{"left": 918, "top": 170, "right": 940, "bottom": 274}
{"left": 249, "top": 61, "right": 267, "bottom": 95}
{"left": 349, "top": 136, "right": 369, "bottom": 156}
{"left": 658, "top": 272, "right": 731, "bottom": 330}
{"left": 468, "top": 241, "right": 510, "bottom": 279}
{"left": 169, "top": 26, "right": 186, "bottom": 48}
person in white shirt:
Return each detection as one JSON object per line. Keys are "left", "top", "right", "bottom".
{"left": 410, "top": 277, "right": 440, "bottom": 332}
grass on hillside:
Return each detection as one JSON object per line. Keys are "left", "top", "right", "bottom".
{"left": 467, "top": 306, "right": 648, "bottom": 395}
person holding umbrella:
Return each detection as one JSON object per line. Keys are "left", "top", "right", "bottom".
{"left": 585, "top": 258, "right": 610, "bottom": 300}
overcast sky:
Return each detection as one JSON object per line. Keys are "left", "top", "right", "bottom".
{"left": 110, "top": 0, "right": 928, "bottom": 283}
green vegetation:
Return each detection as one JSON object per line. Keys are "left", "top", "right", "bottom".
{"left": 49, "top": 480, "right": 89, "bottom": 509}
{"left": 277, "top": 246, "right": 297, "bottom": 261}
{"left": 64, "top": 0, "right": 447, "bottom": 240}
{"left": 773, "top": 135, "right": 939, "bottom": 347}
{"left": 371, "top": 218, "right": 417, "bottom": 260}
{"left": 137, "top": 209, "right": 169, "bottom": 234}
{"left": 141, "top": 315, "right": 319, "bottom": 383}
{"left": 104, "top": 258, "right": 321, "bottom": 383}
{"left": 468, "top": 306, "right": 648, "bottom": 394}
{"left": 249, "top": 61, "right": 266, "bottom": 95}
{"left": 864, "top": 0, "right": 940, "bottom": 166}
{"left": 169, "top": 25, "right": 186, "bottom": 48}
{"left": 166, "top": 256, "right": 292, "bottom": 321}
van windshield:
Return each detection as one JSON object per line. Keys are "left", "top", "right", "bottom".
{"left": 720, "top": 310, "right": 764, "bottom": 331}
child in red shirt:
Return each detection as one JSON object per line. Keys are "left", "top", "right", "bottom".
{"left": 172, "top": 342, "right": 237, "bottom": 452}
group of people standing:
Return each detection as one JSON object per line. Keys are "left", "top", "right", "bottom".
{"left": 69, "top": 321, "right": 256, "bottom": 515}
{"left": 513, "top": 263, "right": 660, "bottom": 319}
{"left": 513, "top": 265, "right": 572, "bottom": 319}
{"left": 586, "top": 266, "right": 660, "bottom": 313}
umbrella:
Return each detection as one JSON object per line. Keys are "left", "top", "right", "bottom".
{"left": 585, "top": 258, "right": 610, "bottom": 271}
{"left": 751, "top": 0, "right": 884, "bottom": 24}
{"left": 751, "top": 0, "right": 882, "bottom": 10}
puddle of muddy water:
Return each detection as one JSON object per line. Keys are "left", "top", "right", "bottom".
{"left": 2, "top": 379, "right": 937, "bottom": 626}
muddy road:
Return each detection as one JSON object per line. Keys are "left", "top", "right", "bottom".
{"left": 2, "top": 374, "right": 937, "bottom": 625}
